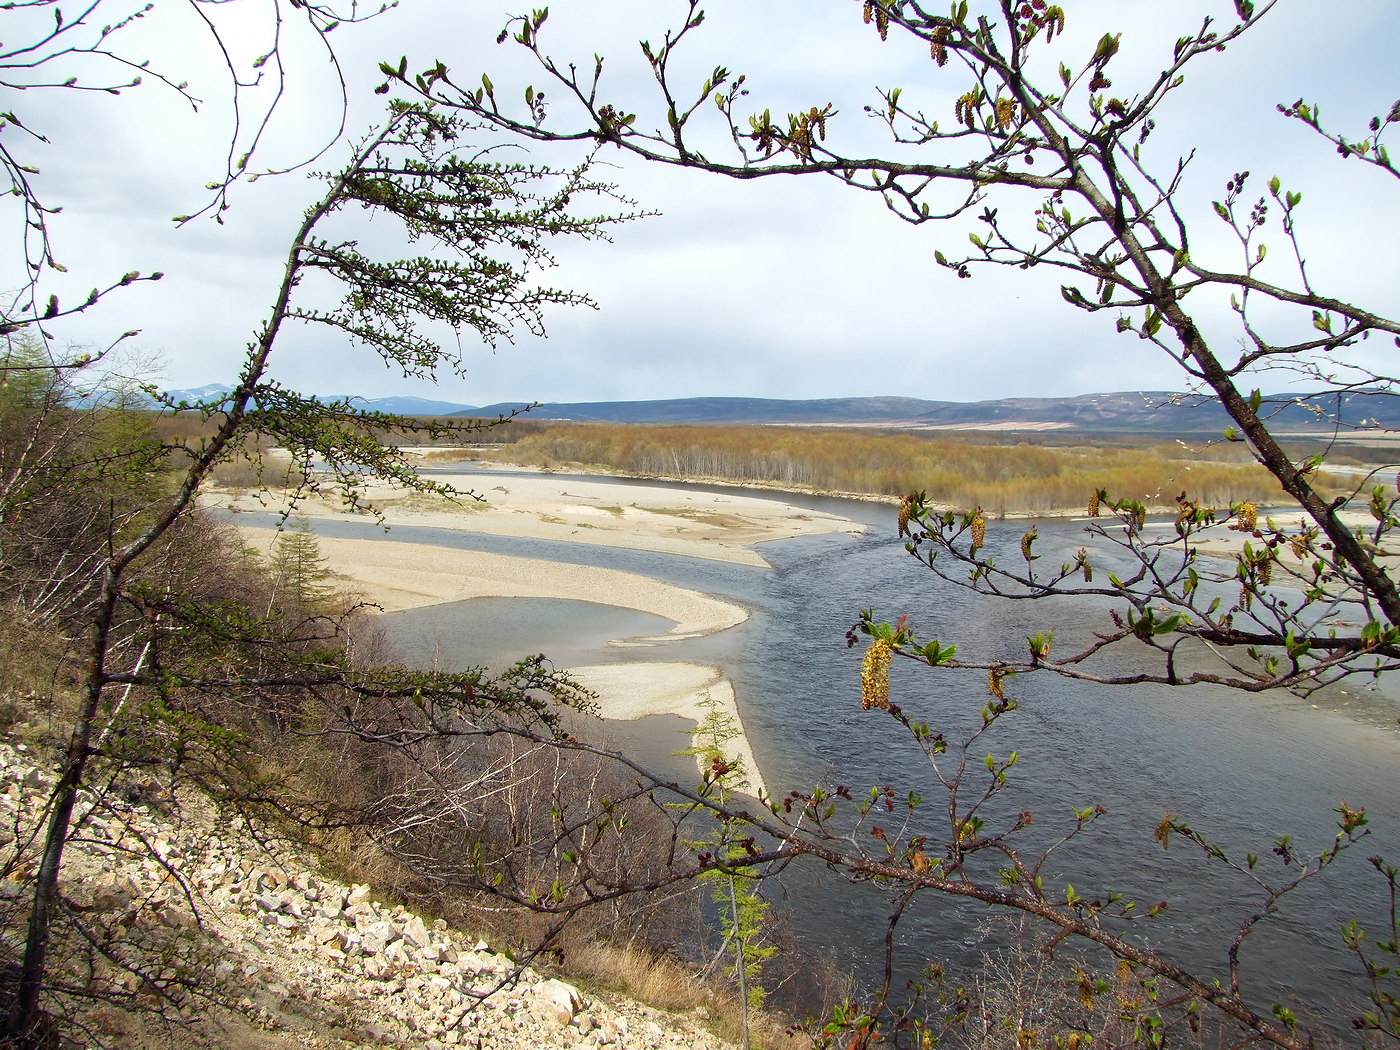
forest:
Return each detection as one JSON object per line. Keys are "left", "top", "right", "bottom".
{"left": 435, "top": 419, "right": 1328, "bottom": 515}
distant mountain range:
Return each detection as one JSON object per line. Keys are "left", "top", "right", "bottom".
{"left": 154, "top": 386, "right": 1400, "bottom": 434}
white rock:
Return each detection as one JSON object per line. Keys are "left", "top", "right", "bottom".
{"left": 401, "top": 914, "right": 431, "bottom": 948}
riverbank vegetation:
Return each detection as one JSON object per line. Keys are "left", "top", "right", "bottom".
{"left": 0, "top": 348, "right": 814, "bottom": 1044}
{"left": 425, "top": 420, "right": 1331, "bottom": 515}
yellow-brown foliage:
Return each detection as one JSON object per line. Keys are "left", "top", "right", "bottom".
{"left": 473, "top": 422, "right": 1298, "bottom": 515}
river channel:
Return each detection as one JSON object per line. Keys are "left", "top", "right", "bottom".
{"left": 239, "top": 468, "right": 1400, "bottom": 1034}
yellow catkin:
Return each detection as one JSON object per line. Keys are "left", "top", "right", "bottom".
{"left": 861, "top": 639, "right": 893, "bottom": 710}
{"left": 996, "top": 97, "right": 1017, "bottom": 130}
{"left": 898, "top": 498, "right": 913, "bottom": 537}
{"left": 970, "top": 511, "right": 986, "bottom": 550}
{"left": 1258, "top": 558, "right": 1272, "bottom": 586}
{"left": 988, "top": 667, "right": 1005, "bottom": 700}
{"left": 1290, "top": 534, "right": 1310, "bottom": 560}
{"left": 875, "top": 6, "right": 889, "bottom": 39}
{"left": 1238, "top": 502, "right": 1258, "bottom": 531}
{"left": 1087, "top": 491, "right": 1101, "bottom": 517}
{"left": 930, "top": 26, "right": 949, "bottom": 65}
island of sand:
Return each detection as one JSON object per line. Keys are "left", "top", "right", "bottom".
{"left": 221, "top": 462, "right": 867, "bottom": 793}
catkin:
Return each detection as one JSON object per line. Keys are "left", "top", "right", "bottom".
{"left": 988, "top": 667, "right": 1006, "bottom": 700}
{"left": 861, "top": 639, "right": 893, "bottom": 710}
{"left": 930, "top": 26, "right": 949, "bottom": 65}
{"left": 996, "top": 97, "right": 1016, "bottom": 130}
{"left": 970, "top": 511, "right": 986, "bottom": 550}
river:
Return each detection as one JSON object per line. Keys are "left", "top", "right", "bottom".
{"left": 241, "top": 469, "right": 1400, "bottom": 1035}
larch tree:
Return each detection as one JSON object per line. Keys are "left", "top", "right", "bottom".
{"left": 1, "top": 3, "right": 643, "bottom": 1041}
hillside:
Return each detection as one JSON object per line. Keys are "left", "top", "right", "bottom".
{"left": 158, "top": 386, "right": 1400, "bottom": 433}
{"left": 0, "top": 736, "right": 734, "bottom": 1050}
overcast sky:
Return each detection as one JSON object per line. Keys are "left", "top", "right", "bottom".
{"left": 7, "top": 0, "right": 1398, "bottom": 407}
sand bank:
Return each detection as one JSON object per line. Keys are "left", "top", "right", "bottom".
{"left": 215, "top": 462, "right": 862, "bottom": 568}
{"left": 240, "top": 530, "right": 748, "bottom": 643}
{"left": 567, "top": 663, "right": 765, "bottom": 796}
{"left": 227, "top": 466, "right": 862, "bottom": 792}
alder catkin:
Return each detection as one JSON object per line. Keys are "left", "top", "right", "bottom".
{"left": 996, "top": 97, "right": 1016, "bottom": 130}
{"left": 988, "top": 667, "right": 1006, "bottom": 700}
{"left": 860, "top": 639, "right": 893, "bottom": 710}
{"left": 931, "top": 25, "right": 949, "bottom": 65}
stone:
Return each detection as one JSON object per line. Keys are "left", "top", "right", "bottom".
{"left": 360, "top": 921, "right": 394, "bottom": 955}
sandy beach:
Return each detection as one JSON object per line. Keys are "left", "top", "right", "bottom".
{"left": 227, "top": 463, "right": 863, "bottom": 794}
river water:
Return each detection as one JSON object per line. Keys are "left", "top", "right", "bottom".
{"left": 241, "top": 469, "right": 1400, "bottom": 1034}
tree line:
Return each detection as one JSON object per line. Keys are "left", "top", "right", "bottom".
{"left": 445, "top": 420, "right": 1319, "bottom": 515}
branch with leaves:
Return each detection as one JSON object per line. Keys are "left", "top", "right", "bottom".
{"left": 374, "top": 0, "right": 1400, "bottom": 692}
{"left": 1, "top": 99, "right": 635, "bottom": 1044}
{"left": 1, "top": 0, "right": 394, "bottom": 359}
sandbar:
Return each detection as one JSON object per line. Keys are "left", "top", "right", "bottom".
{"left": 214, "top": 461, "right": 861, "bottom": 568}
{"left": 225, "top": 466, "right": 862, "bottom": 793}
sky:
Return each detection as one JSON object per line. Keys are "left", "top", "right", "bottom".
{"left": 6, "top": 0, "right": 1398, "bottom": 407}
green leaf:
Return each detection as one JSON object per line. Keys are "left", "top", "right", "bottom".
{"left": 1092, "top": 33, "right": 1120, "bottom": 64}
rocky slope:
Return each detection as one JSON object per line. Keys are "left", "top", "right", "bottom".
{"left": 0, "top": 739, "right": 734, "bottom": 1050}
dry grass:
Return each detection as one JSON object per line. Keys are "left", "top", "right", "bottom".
{"left": 473, "top": 422, "right": 1305, "bottom": 515}
{"left": 565, "top": 940, "right": 811, "bottom": 1049}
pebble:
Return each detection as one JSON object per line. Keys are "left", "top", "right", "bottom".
{"left": 0, "top": 740, "right": 735, "bottom": 1050}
